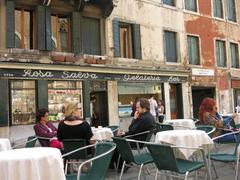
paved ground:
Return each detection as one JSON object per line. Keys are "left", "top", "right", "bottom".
{"left": 105, "top": 143, "right": 238, "bottom": 180}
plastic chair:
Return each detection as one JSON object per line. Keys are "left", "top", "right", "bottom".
{"left": 146, "top": 143, "right": 210, "bottom": 180}
{"left": 65, "top": 142, "right": 116, "bottom": 180}
{"left": 210, "top": 130, "right": 240, "bottom": 179}
{"left": 196, "top": 125, "right": 216, "bottom": 138}
{"left": 112, "top": 137, "right": 154, "bottom": 180}
{"left": 155, "top": 123, "right": 173, "bottom": 133}
{"left": 12, "top": 135, "right": 38, "bottom": 149}
{"left": 62, "top": 139, "right": 88, "bottom": 174}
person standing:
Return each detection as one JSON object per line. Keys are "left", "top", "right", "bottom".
{"left": 148, "top": 95, "right": 158, "bottom": 120}
{"left": 90, "top": 96, "right": 98, "bottom": 127}
{"left": 157, "top": 100, "right": 165, "bottom": 123}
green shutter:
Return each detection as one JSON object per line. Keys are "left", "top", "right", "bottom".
{"left": 45, "top": 6, "right": 52, "bottom": 51}
{"left": 37, "top": 6, "right": 46, "bottom": 50}
{"left": 71, "top": 12, "right": 81, "bottom": 55}
{"left": 132, "top": 24, "right": 142, "bottom": 59}
{"left": 0, "top": 80, "right": 9, "bottom": 127}
{"left": 6, "top": 0, "right": 15, "bottom": 48}
{"left": 113, "top": 18, "right": 120, "bottom": 57}
{"left": 37, "top": 80, "right": 48, "bottom": 109}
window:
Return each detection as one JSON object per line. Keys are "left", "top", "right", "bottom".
{"left": 11, "top": 80, "right": 36, "bottom": 125}
{"left": 163, "top": 0, "right": 175, "bottom": 6}
{"left": 51, "top": 15, "right": 71, "bottom": 52}
{"left": 14, "top": 9, "right": 35, "bottom": 49}
{"left": 185, "top": 0, "right": 197, "bottom": 12}
{"left": 216, "top": 40, "right": 226, "bottom": 67}
{"left": 230, "top": 42, "right": 239, "bottom": 68}
{"left": 187, "top": 35, "right": 200, "bottom": 65}
{"left": 213, "top": 0, "right": 223, "bottom": 18}
{"left": 164, "top": 31, "right": 177, "bottom": 62}
{"left": 119, "top": 23, "right": 133, "bottom": 58}
{"left": 82, "top": 17, "right": 101, "bottom": 55}
{"left": 226, "top": 0, "right": 236, "bottom": 22}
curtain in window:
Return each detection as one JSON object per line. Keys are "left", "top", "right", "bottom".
{"left": 185, "top": 0, "right": 197, "bottom": 12}
{"left": 216, "top": 40, "right": 226, "bottom": 67}
{"left": 165, "top": 31, "right": 177, "bottom": 62}
{"left": 226, "top": 0, "right": 236, "bottom": 22}
{"left": 230, "top": 43, "right": 239, "bottom": 68}
{"left": 187, "top": 36, "right": 200, "bottom": 65}
{"left": 213, "top": 0, "right": 223, "bottom": 18}
{"left": 163, "top": 0, "right": 175, "bottom": 6}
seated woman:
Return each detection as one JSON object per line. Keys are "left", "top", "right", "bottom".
{"left": 57, "top": 103, "right": 95, "bottom": 145}
{"left": 199, "top": 97, "right": 237, "bottom": 139}
{"left": 34, "top": 108, "right": 63, "bottom": 149}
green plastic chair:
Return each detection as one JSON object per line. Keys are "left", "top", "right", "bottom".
{"left": 147, "top": 143, "right": 210, "bottom": 180}
{"left": 210, "top": 130, "right": 240, "bottom": 179}
{"left": 155, "top": 123, "right": 173, "bottom": 133}
{"left": 65, "top": 142, "right": 116, "bottom": 180}
{"left": 196, "top": 125, "right": 216, "bottom": 138}
{"left": 112, "top": 137, "right": 154, "bottom": 180}
{"left": 12, "top": 135, "right": 38, "bottom": 149}
{"left": 62, "top": 139, "right": 88, "bottom": 174}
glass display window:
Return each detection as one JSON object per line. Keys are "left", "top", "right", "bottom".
{"left": 11, "top": 80, "right": 36, "bottom": 125}
{"left": 48, "top": 81, "right": 82, "bottom": 121}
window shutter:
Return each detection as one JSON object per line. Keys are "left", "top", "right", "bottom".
{"left": 45, "top": 6, "right": 52, "bottom": 51}
{"left": 71, "top": 12, "right": 81, "bottom": 55}
{"left": 113, "top": 18, "right": 120, "bottom": 57}
{"left": 132, "top": 24, "right": 142, "bottom": 59}
{"left": 7, "top": 0, "right": 15, "bottom": 48}
{"left": 37, "top": 6, "right": 46, "bottom": 50}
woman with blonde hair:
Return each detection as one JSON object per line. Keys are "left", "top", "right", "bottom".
{"left": 57, "top": 103, "right": 94, "bottom": 145}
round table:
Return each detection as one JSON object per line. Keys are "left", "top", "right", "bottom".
{"left": 0, "top": 147, "right": 66, "bottom": 180}
{"left": 91, "top": 127, "right": 113, "bottom": 141}
{"left": 164, "top": 119, "right": 196, "bottom": 130}
{"left": 0, "top": 138, "right": 11, "bottom": 152}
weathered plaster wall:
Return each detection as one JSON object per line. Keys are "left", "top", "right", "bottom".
{"left": 0, "top": 0, "right": 6, "bottom": 49}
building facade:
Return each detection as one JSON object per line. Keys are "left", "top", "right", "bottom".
{"left": 0, "top": 0, "right": 239, "bottom": 139}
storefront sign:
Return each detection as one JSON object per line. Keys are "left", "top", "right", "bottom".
{"left": 0, "top": 69, "right": 187, "bottom": 83}
{"left": 192, "top": 68, "right": 214, "bottom": 76}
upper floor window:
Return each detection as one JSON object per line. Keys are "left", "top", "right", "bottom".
{"left": 14, "top": 9, "right": 35, "bottom": 49}
{"left": 185, "top": 0, "right": 197, "bottom": 12}
{"left": 230, "top": 42, "right": 239, "bottom": 68}
{"left": 187, "top": 35, "right": 200, "bottom": 65}
{"left": 226, "top": 0, "right": 237, "bottom": 22}
{"left": 216, "top": 40, "right": 226, "bottom": 67}
{"left": 164, "top": 30, "right": 178, "bottom": 63}
{"left": 163, "top": 0, "right": 175, "bottom": 6}
{"left": 119, "top": 22, "right": 133, "bottom": 58}
{"left": 213, "top": 0, "right": 224, "bottom": 19}
{"left": 51, "top": 15, "right": 71, "bottom": 52}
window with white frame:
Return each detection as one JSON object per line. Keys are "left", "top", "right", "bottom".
{"left": 187, "top": 35, "right": 200, "bottom": 65}
{"left": 213, "top": 0, "right": 224, "bottom": 19}
{"left": 163, "top": 0, "right": 175, "bottom": 6}
{"left": 164, "top": 30, "right": 178, "bottom": 62}
{"left": 216, "top": 40, "right": 226, "bottom": 67}
{"left": 226, "top": 0, "right": 236, "bottom": 22}
{"left": 185, "top": 0, "right": 197, "bottom": 12}
{"left": 230, "top": 42, "right": 239, "bottom": 68}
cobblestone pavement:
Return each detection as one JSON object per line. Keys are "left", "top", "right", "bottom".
{"left": 105, "top": 143, "right": 238, "bottom": 180}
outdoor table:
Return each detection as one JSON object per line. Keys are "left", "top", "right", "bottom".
{"left": 91, "top": 127, "right": 113, "bottom": 141}
{"left": 155, "top": 129, "right": 213, "bottom": 159}
{"left": 164, "top": 119, "right": 196, "bottom": 130}
{"left": 0, "top": 138, "right": 11, "bottom": 152}
{"left": 0, "top": 147, "right": 66, "bottom": 180}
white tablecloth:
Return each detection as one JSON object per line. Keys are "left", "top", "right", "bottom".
{"left": 155, "top": 130, "right": 213, "bottom": 159}
{"left": 91, "top": 127, "right": 113, "bottom": 141}
{"left": 0, "top": 138, "right": 11, "bottom": 152}
{"left": 0, "top": 147, "right": 66, "bottom": 180}
{"left": 164, "top": 119, "right": 196, "bottom": 130}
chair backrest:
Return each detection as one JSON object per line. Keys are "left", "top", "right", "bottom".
{"left": 147, "top": 143, "right": 179, "bottom": 172}
{"left": 86, "top": 142, "right": 116, "bottom": 179}
{"left": 63, "top": 139, "right": 87, "bottom": 159}
{"left": 112, "top": 137, "right": 135, "bottom": 163}
{"left": 155, "top": 123, "right": 174, "bottom": 132}
{"left": 107, "top": 125, "right": 119, "bottom": 136}
{"left": 196, "top": 125, "right": 215, "bottom": 138}
{"left": 25, "top": 136, "right": 38, "bottom": 148}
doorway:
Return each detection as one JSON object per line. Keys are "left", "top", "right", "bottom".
{"left": 191, "top": 87, "right": 215, "bottom": 118}
{"left": 169, "top": 84, "right": 183, "bottom": 119}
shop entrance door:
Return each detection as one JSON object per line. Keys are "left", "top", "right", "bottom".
{"left": 90, "top": 91, "right": 109, "bottom": 127}
{"left": 170, "top": 84, "right": 183, "bottom": 119}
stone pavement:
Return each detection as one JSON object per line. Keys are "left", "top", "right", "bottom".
{"left": 105, "top": 143, "right": 238, "bottom": 180}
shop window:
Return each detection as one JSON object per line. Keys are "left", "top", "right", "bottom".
{"left": 226, "top": 0, "right": 237, "bottom": 22}
{"left": 82, "top": 17, "right": 101, "bottom": 55}
{"left": 14, "top": 9, "right": 35, "bottom": 49}
{"left": 213, "top": 0, "right": 224, "bottom": 19}
{"left": 11, "top": 80, "right": 36, "bottom": 125}
{"left": 216, "top": 40, "right": 226, "bottom": 67}
{"left": 230, "top": 42, "right": 239, "bottom": 68}
{"left": 51, "top": 15, "right": 71, "bottom": 52}
{"left": 164, "top": 30, "right": 178, "bottom": 63}
{"left": 48, "top": 81, "right": 82, "bottom": 121}
{"left": 187, "top": 35, "right": 200, "bottom": 65}
{"left": 163, "top": 0, "right": 175, "bottom": 6}
{"left": 185, "top": 0, "right": 197, "bottom": 12}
